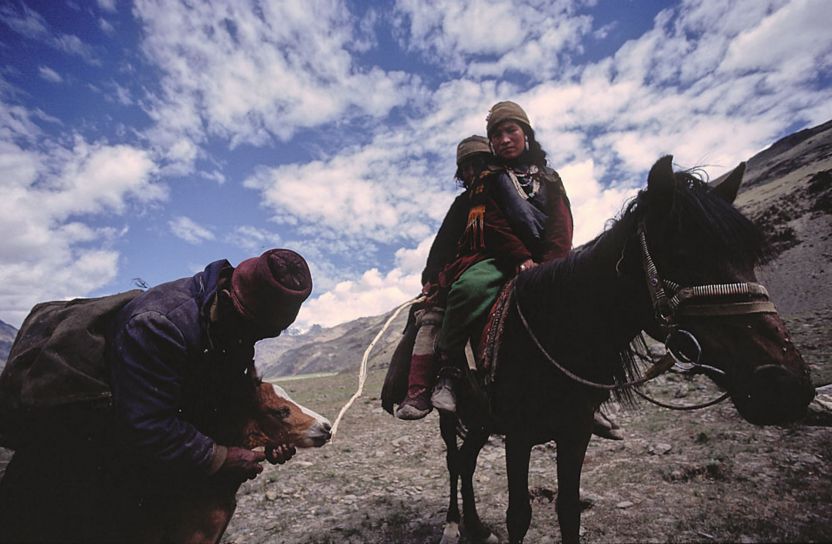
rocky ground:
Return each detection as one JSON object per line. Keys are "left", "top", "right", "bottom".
{"left": 220, "top": 308, "right": 832, "bottom": 544}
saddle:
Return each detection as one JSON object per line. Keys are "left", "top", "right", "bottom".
{"left": 381, "top": 279, "right": 517, "bottom": 429}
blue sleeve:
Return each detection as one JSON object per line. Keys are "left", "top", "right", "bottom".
{"left": 110, "top": 312, "right": 215, "bottom": 473}
{"left": 489, "top": 173, "right": 544, "bottom": 254}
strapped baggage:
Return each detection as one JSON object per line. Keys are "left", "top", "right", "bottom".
{"left": 0, "top": 290, "right": 142, "bottom": 448}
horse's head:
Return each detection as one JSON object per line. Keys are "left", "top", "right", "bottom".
{"left": 638, "top": 155, "right": 814, "bottom": 424}
{"left": 242, "top": 382, "right": 332, "bottom": 453}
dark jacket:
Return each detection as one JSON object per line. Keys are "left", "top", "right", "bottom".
{"left": 107, "top": 259, "right": 252, "bottom": 477}
{"left": 438, "top": 164, "right": 573, "bottom": 288}
{"left": 421, "top": 192, "right": 470, "bottom": 287}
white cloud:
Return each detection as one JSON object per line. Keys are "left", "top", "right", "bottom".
{"left": 394, "top": 236, "right": 434, "bottom": 276}
{"left": 97, "top": 0, "right": 118, "bottom": 13}
{"left": 0, "top": 3, "right": 100, "bottom": 65}
{"left": 719, "top": 0, "right": 832, "bottom": 84}
{"left": 0, "top": 101, "right": 44, "bottom": 142}
{"left": 244, "top": 133, "right": 458, "bottom": 246}
{"left": 38, "top": 66, "right": 63, "bottom": 83}
{"left": 134, "top": 0, "right": 423, "bottom": 173}
{"left": 226, "top": 226, "right": 281, "bottom": 254}
{"left": 169, "top": 216, "right": 215, "bottom": 245}
{"left": 99, "top": 17, "right": 115, "bottom": 35}
{"left": 295, "top": 266, "right": 421, "bottom": 330}
{"left": 559, "top": 159, "right": 638, "bottom": 246}
{"left": 393, "top": 0, "right": 592, "bottom": 79}
{"left": 0, "top": 115, "right": 162, "bottom": 325}
{"left": 0, "top": 3, "right": 49, "bottom": 39}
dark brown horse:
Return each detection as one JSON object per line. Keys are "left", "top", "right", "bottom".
{"left": 436, "top": 155, "right": 815, "bottom": 544}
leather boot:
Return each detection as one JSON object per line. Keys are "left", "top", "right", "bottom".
{"left": 431, "top": 366, "right": 461, "bottom": 413}
{"left": 396, "top": 314, "right": 440, "bottom": 420}
{"left": 396, "top": 352, "right": 435, "bottom": 420}
{"left": 396, "top": 386, "right": 432, "bottom": 420}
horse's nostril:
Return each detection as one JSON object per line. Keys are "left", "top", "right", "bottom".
{"left": 748, "top": 364, "right": 813, "bottom": 422}
{"left": 322, "top": 421, "right": 332, "bottom": 436}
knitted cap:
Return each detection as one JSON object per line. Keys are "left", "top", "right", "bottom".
{"left": 486, "top": 101, "right": 531, "bottom": 136}
{"left": 456, "top": 135, "right": 490, "bottom": 165}
{"left": 230, "top": 249, "right": 312, "bottom": 332}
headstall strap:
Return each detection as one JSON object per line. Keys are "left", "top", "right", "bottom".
{"left": 637, "top": 221, "right": 775, "bottom": 324}
{"left": 637, "top": 224, "right": 672, "bottom": 326}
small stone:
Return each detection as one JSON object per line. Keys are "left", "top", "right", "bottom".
{"left": 265, "top": 490, "right": 279, "bottom": 501}
{"left": 616, "top": 500, "right": 634, "bottom": 509}
{"left": 648, "top": 443, "right": 672, "bottom": 455}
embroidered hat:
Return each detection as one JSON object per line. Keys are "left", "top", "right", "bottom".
{"left": 456, "top": 135, "right": 490, "bottom": 165}
{"left": 486, "top": 101, "right": 531, "bottom": 136}
{"left": 230, "top": 249, "right": 312, "bottom": 332}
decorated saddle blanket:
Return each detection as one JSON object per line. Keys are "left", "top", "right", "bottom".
{"left": 478, "top": 277, "right": 516, "bottom": 383}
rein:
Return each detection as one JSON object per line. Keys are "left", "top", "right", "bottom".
{"left": 514, "top": 220, "right": 777, "bottom": 411}
{"left": 513, "top": 291, "right": 676, "bottom": 391}
{"left": 330, "top": 295, "right": 425, "bottom": 439}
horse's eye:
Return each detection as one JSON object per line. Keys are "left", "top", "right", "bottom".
{"left": 270, "top": 406, "right": 290, "bottom": 419}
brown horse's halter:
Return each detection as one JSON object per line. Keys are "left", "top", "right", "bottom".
{"left": 515, "top": 220, "right": 778, "bottom": 410}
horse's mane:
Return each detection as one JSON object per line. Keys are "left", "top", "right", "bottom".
{"left": 518, "top": 169, "right": 766, "bottom": 403}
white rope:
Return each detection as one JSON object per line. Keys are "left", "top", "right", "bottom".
{"left": 330, "top": 295, "right": 425, "bottom": 439}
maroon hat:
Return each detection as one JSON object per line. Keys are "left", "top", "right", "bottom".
{"left": 230, "top": 249, "right": 312, "bottom": 332}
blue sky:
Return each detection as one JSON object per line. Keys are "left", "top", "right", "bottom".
{"left": 1, "top": 0, "right": 830, "bottom": 330}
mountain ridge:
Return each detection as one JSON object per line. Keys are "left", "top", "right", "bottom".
{"left": 0, "top": 319, "right": 17, "bottom": 372}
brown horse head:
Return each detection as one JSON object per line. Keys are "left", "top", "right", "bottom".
{"left": 643, "top": 155, "right": 814, "bottom": 424}
{"left": 241, "top": 382, "right": 332, "bottom": 451}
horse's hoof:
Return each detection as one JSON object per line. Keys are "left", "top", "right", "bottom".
{"left": 439, "top": 521, "right": 460, "bottom": 544}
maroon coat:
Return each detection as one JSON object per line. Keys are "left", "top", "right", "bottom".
{"left": 438, "top": 165, "right": 573, "bottom": 290}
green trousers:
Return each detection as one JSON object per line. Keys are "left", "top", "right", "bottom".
{"left": 439, "top": 258, "right": 509, "bottom": 352}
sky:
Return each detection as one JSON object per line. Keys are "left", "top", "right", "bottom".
{"left": 1, "top": 0, "right": 830, "bottom": 330}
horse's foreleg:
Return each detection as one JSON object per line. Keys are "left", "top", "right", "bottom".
{"left": 459, "top": 427, "right": 495, "bottom": 543}
{"left": 505, "top": 434, "right": 533, "bottom": 544}
{"left": 439, "top": 412, "right": 461, "bottom": 544}
{"left": 166, "top": 481, "right": 239, "bottom": 544}
{"left": 555, "top": 424, "right": 592, "bottom": 544}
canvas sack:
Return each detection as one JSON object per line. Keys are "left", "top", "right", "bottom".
{"left": 0, "top": 289, "right": 142, "bottom": 447}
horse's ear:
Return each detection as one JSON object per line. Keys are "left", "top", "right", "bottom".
{"left": 647, "top": 155, "right": 675, "bottom": 204}
{"left": 710, "top": 162, "right": 745, "bottom": 204}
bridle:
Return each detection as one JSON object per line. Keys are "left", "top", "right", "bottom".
{"left": 515, "top": 220, "right": 779, "bottom": 410}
